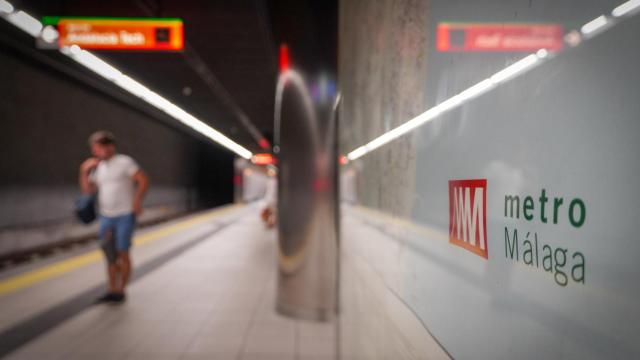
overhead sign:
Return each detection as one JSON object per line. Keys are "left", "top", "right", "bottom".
{"left": 251, "top": 153, "right": 277, "bottom": 166}
{"left": 42, "top": 17, "right": 184, "bottom": 51}
{"left": 437, "top": 23, "right": 563, "bottom": 52}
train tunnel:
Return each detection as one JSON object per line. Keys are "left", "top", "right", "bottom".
{"left": 1, "top": 0, "right": 640, "bottom": 359}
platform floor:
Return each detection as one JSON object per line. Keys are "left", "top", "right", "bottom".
{"left": 0, "top": 204, "right": 336, "bottom": 360}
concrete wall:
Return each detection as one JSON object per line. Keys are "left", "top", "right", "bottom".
{"left": 339, "top": 1, "right": 431, "bottom": 357}
{"left": 339, "top": 0, "right": 426, "bottom": 218}
{"left": 339, "top": 0, "right": 640, "bottom": 359}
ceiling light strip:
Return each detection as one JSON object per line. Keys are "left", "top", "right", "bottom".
{"left": 580, "top": 15, "right": 608, "bottom": 36}
{"left": 347, "top": 3, "right": 632, "bottom": 161}
{"left": 612, "top": 0, "right": 640, "bottom": 17}
{"left": 347, "top": 53, "right": 540, "bottom": 161}
{"left": 0, "top": 2, "right": 252, "bottom": 159}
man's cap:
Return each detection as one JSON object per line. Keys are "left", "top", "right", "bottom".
{"left": 88, "top": 130, "right": 116, "bottom": 145}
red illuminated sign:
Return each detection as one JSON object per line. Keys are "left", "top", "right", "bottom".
{"left": 449, "top": 179, "right": 488, "bottom": 258}
{"left": 251, "top": 153, "right": 277, "bottom": 166}
{"left": 43, "top": 17, "right": 183, "bottom": 51}
{"left": 437, "top": 23, "right": 563, "bottom": 52}
{"left": 279, "top": 44, "right": 290, "bottom": 72}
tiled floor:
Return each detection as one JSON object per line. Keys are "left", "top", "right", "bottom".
{"left": 2, "top": 206, "right": 336, "bottom": 360}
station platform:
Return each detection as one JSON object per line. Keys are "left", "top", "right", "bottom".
{"left": 0, "top": 204, "right": 336, "bottom": 360}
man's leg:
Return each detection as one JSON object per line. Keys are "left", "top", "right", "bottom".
{"left": 116, "top": 251, "right": 131, "bottom": 293}
{"left": 108, "top": 261, "right": 119, "bottom": 293}
{"left": 101, "top": 229, "right": 118, "bottom": 293}
{"left": 97, "top": 219, "right": 119, "bottom": 302}
{"left": 113, "top": 213, "right": 135, "bottom": 298}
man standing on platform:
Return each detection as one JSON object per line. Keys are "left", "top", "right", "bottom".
{"left": 79, "top": 131, "right": 149, "bottom": 303}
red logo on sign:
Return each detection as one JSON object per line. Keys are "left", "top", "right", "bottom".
{"left": 449, "top": 179, "right": 488, "bottom": 258}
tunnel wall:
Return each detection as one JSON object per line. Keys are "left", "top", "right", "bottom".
{"left": 0, "top": 44, "right": 234, "bottom": 230}
{"left": 339, "top": 0, "right": 640, "bottom": 359}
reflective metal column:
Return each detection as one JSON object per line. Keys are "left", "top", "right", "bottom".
{"left": 274, "top": 71, "right": 339, "bottom": 321}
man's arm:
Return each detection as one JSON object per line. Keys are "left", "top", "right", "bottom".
{"left": 79, "top": 158, "right": 99, "bottom": 194}
{"left": 132, "top": 170, "right": 149, "bottom": 216}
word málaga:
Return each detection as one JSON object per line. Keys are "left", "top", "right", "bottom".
{"left": 503, "top": 189, "right": 586, "bottom": 287}
{"left": 504, "top": 228, "right": 585, "bottom": 286}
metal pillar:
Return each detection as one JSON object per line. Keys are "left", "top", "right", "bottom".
{"left": 273, "top": 70, "right": 339, "bottom": 321}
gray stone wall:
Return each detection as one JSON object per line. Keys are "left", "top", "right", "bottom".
{"left": 339, "top": 0, "right": 429, "bottom": 217}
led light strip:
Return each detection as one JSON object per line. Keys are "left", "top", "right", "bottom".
{"left": 0, "top": 0, "right": 252, "bottom": 159}
{"left": 347, "top": 0, "right": 640, "bottom": 161}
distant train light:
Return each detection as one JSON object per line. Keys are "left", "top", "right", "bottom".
{"left": 279, "top": 44, "right": 289, "bottom": 72}
{"left": 251, "top": 153, "right": 277, "bottom": 165}
{"left": 436, "top": 23, "right": 563, "bottom": 52}
{"left": 42, "top": 16, "right": 184, "bottom": 51}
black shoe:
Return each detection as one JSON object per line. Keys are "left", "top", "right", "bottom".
{"left": 95, "top": 292, "right": 118, "bottom": 303}
{"left": 111, "top": 293, "right": 126, "bottom": 303}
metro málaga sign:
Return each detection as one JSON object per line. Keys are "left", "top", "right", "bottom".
{"left": 42, "top": 16, "right": 184, "bottom": 51}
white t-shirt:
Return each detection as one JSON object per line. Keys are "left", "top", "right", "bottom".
{"left": 91, "top": 154, "right": 140, "bottom": 217}
{"left": 262, "top": 176, "right": 277, "bottom": 208}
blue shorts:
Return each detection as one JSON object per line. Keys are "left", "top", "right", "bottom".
{"left": 98, "top": 213, "right": 136, "bottom": 252}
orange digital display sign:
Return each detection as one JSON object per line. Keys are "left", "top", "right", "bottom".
{"left": 251, "top": 153, "right": 277, "bottom": 166}
{"left": 437, "top": 23, "right": 563, "bottom": 52}
{"left": 43, "top": 17, "right": 183, "bottom": 51}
